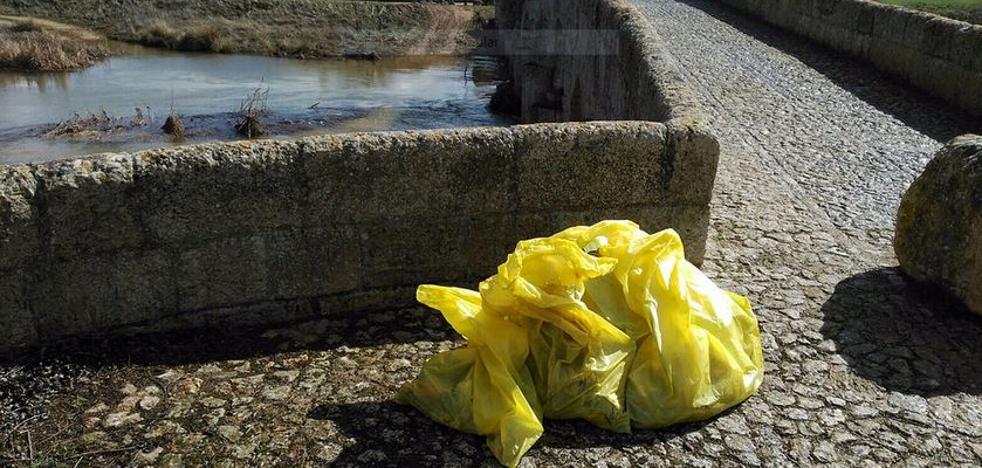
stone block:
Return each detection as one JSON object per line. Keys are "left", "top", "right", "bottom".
{"left": 871, "top": 3, "right": 909, "bottom": 41}
{"left": 868, "top": 38, "right": 909, "bottom": 78}
{"left": 908, "top": 56, "right": 959, "bottom": 101}
{"left": 902, "top": 12, "right": 934, "bottom": 55}
{"left": 0, "top": 164, "right": 38, "bottom": 271}
{"left": 31, "top": 250, "right": 176, "bottom": 338}
{"left": 133, "top": 140, "right": 307, "bottom": 245}
{"left": 34, "top": 154, "right": 144, "bottom": 261}
{"left": 264, "top": 225, "right": 362, "bottom": 300}
{"left": 303, "top": 128, "right": 517, "bottom": 223}
{"left": 948, "top": 24, "right": 982, "bottom": 72}
{"left": 961, "top": 70, "right": 982, "bottom": 116}
{"left": 943, "top": 64, "right": 978, "bottom": 107}
{"left": 319, "top": 286, "right": 420, "bottom": 316}
{"left": 830, "top": 0, "right": 864, "bottom": 30}
{"left": 0, "top": 271, "right": 37, "bottom": 352}
{"left": 515, "top": 122, "right": 671, "bottom": 211}
{"left": 123, "top": 299, "right": 317, "bottom": 336}
{"left": 855, "top": 1, "right": 877, "bottom": 35}
{"left": 358, "top": 213, "right": 517, "bottom": 290}
{"left": 663, "top": 122, "right": 720, "bottom": 206}
{"left": 175, "top": 234, "right": 273, "bottom": 311}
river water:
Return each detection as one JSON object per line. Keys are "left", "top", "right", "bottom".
{"left": 0, "top": 47, "right": 510, "bottom": 164}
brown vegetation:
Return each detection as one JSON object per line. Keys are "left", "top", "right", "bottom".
{"left": 0, "top": 0, "right": 490, "bottom": 58}
{"left": 162, "top": 114, "right": 186, "bottom": 139}
{"left": 235, "top": 87, "right": 269, "bottom": 138}
{"left": 138, "top": 21, "right": 225, "bottom": 53}
{"left": 0, "top": 17, "right": 109, "bottom": 71}
{"left": 44, "top": 110, "right": 127, "bottom": 138}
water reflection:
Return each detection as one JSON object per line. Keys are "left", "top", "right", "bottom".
{"left": 0, "top": 47, "right": 510, "bottom": 163}
{"left": 0, "top": 72, "right": 70, "bottom": 93}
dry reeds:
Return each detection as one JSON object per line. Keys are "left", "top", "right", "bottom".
{"left": 0, "top": 22, "right": 109, "bottom": 71}
{"left": 10, "top": 20, "right": 42, "bottom": 33}
{"left": 137, "top": 21, "right": 225, "bottom": 52}
{"left": 162, "top": 113, "right": 185, "bottom": 139}
{"left": 45, "top": 109, "right": 124, "bottom": 137}
{"left": 235, "top": 87, "right": 269, "bottom": 138}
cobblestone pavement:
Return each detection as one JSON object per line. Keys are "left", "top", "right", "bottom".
{"left": 4, "top": 1, "right": 982, "bottom": 466}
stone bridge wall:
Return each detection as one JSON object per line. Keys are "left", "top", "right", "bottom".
{"left": 0, "top": 122, "right": 718, "bottom": 351}
{"left": 713, "top": 0, "right": 982, "bottom": 117}
{"left": 496, "top": 0, "right": 707, "bottom": 123}
{"left": 0, "top": 0, "right": 720, "bottom": 352}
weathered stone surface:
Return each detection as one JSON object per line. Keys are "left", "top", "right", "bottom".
{"left": 514, "top": 122, "right": 670, "bottom": 210}
{"left": 303, "top": 128, "right": 517, "bottom": 221}
{"left": 713, "top": 0, "right": 982, "bottom": 117}
{"left": 132, "top": 140, "right": 307, "bottom": 244}
{"left": 30, "top": 250, "right": 177, "bottom": 337}
{"left": 34, "top": 154, "right": 143, "bottom": 260}
{"left": 0, "top": 122, "right": 716, "bottom": 352}
{"left": 895, "top": 135, "right": 982, "bottom": 314}
{"left": 0, "top": 164, "right": 39, "bottom": 271}
{"left": 358, "top": 214, "right": 517, "bottom": 290}
{"left": 0, "top": 271, "right": 37, "bottom": 350}
{"left": 497, "top": 0, "right": 708, "bottom": 124}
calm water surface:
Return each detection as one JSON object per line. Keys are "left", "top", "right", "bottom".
{"left": 0, "top": 48, "right": 510, "bottom": 163}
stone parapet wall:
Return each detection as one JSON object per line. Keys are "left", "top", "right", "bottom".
{"left": 713, "top": 0, "right": 982, "bottom": 116}
{"left": 1, "top": 0, "right": 722, "bottom": 353}
{"left": 497, "top": 0, "right": 708, "bottom": 124}
{"left": 0, "top": 122, "right": 718, "bottom": 351}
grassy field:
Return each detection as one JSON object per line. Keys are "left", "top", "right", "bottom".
{"left": 0, "top": 16, "right": 109, "bottom": 71}
{"left": 0, "top": 0, "right": 491, "bottom": 58}
{"left": 877, "top": 0, "right": 982, "bottom": 25}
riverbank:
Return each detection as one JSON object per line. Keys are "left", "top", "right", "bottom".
{"left": 0, "top": 52, "right": 509, "bottom": 163}
{"left": 0, "top": 15, "right": 109, "bottom": 71}
{"left": 0, "top": 0, "right": 493, "bottom": 58}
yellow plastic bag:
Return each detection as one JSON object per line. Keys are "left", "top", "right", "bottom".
{"left": 396, "top": 286, "right": 543, "bottom": 467}
{"left": 398, "top": 221, "right": 764, "bottom": 467}
{"left": 480, "top": 238, "right": 635, "bottom": 433}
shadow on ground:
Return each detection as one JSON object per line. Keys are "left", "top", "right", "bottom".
{"left": 307, "top": 401, "right": 492, "bottom": 466}
{"left": 2, "top": 306, "right": 456, "bottom": 368}
{"left": 0, "top": 306, "right": 458, "bottom": 433}
{"left": 678, "top": 0, "right": 982, "bottom": 141}
{"left": 820, "top": 267, "right": 982, "bottom": 396}
{"left": 307, "top": 399, "right": 718, "bottom": 465}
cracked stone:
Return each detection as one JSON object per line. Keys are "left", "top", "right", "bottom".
{"left": 724, "top": 434, "right": 756, "bottom": 452}
{"left": 200, "top": 397, "right": 227, "bottom": 408}
{"left": 262, "top": 385, "right": 292, "bottom": 401}
{"left": 139, "top": 395, "right": 161, "bottom": 410}
{"left": 273, "top": 370, "right": 300, "bottom": 382}
{"left": 132, "top": 447, "right": 164, "bottom": 464}
{"left": 217, "top": 425, "right": 242, "bottom": 442}
{"left": 103, "top": 412, "right": 142, "bottom": 428}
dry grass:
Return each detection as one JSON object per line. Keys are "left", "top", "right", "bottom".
{"left": 235, "top": 87, "right": 270, "bottom": 138}
{"left": 138, "top": 21, "right": 225, "bottom": 52}
{"left": 0, "top": 19, "right": 109, "bottom": 71}
{"left": 0, "top": 0, "right": 484, "bottom": 58}
{"left": 162, "top": 114, "right": 186, "bottom": 139}
{"left": 44, "top": 109, "right": 126, "bottom": 137}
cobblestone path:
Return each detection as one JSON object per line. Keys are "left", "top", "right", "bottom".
{"left": 632, "top": 0, "right": 982, "bottom": 465}
{"left": 3, "top": 1, "right": 982, "bottom": 466}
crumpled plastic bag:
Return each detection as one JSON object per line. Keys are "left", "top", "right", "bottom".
{"left": 397, "top": 221, "right": 764, "bottom": 467}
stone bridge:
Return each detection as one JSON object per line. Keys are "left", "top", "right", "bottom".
{"left": 2, "top": 0, "right": 982, "bottom": 465}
